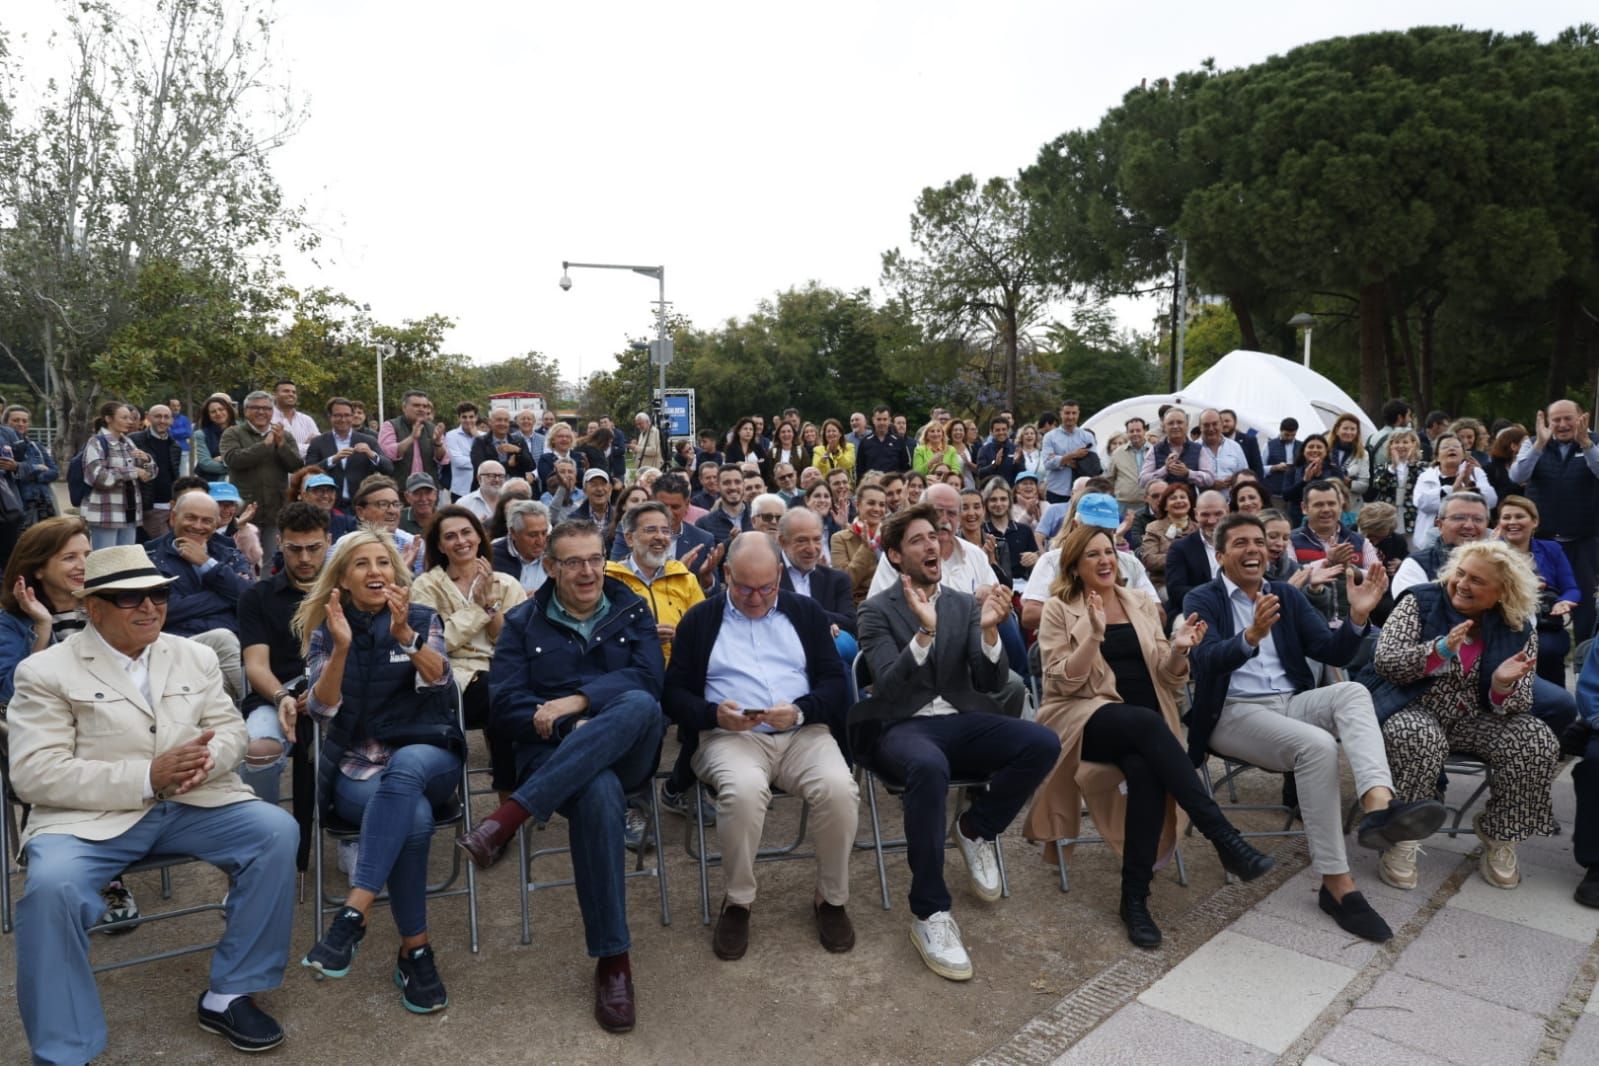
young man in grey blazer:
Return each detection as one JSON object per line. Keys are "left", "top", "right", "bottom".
{"left": 852, "top": 503, "right": 1060, "bottom": 982}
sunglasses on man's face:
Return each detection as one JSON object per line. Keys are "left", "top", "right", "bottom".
{"left": 94, "top": 587, "right": 172, "bottom": 609}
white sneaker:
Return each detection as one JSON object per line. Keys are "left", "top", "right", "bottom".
{"left": 910, "top": 911, "right": 973, "bottom": 982}
{"left": 952, "top": 819, "right": 1003, "bottom": 902}
{"left": 1378, "top": 840, "right": 1421, "bottom": 890}
{"left": 336, "top": 839, "right": 360, "bottom": 885}
{"left": 1474, "top": 812, "right": 1520, "bottom": 889}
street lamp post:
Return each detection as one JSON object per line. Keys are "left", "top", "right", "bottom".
{"left": 559, "top": 260, "right": 669, "bottom": 437}
{"left": 1288, "top": 312, "right": 1315, "bottom": 368}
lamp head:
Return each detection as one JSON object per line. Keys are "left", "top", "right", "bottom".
{"left": 559, "top": 272, "right": 573, "bottom": 292}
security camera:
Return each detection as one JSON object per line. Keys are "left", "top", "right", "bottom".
{"left": 559, "top": 273, "right": 573, "bottom": 291}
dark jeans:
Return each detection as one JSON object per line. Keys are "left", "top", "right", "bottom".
{"left": 1532, "top": 674, "right": 1578, "bottom": 737}
{"left": 872, "top": 711, "right": 1059, "bottom": 919}
{"left": 511, "top": 691, "right": 664, "bottom": 957}
{"left": 997, "top": 615, "right": 1029, "bottom": 679}
{"left": 333, "top": 743, "right": 463, "bottom": 938}
{"left": 1559, "top": 536, "right": 1598, "bottom": 645}
{"left": 1080, "top": 703, "right": 1230, "bottom": 896}
{"left": 1537, "top": 629, "right": 1572, "bottom": 689}
{"left": 463, "top": 672, "right": 517, "bottom": 791}
{"left": 1573, "top": 736, "right": 1599, "bottom": 870}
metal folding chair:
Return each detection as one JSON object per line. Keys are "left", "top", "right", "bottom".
{"left": 309, "top": 687, "right": 479, "bottom": 955}
{"left": 518, "top": 770, "right": 671, "bottom": 945}
{"left": 687, "top": 779, "right": 812, "bottom": 925}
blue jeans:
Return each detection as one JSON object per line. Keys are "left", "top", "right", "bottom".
{"left": 88, "top": 524, "right": 137, "bottom": 549}
{"left": 240, "top": 704, "right": 292, "bottom": 805}
{"left": 333, "top": 744, "right": 463, "bottom": 938}
{"left": 18, "top": 801, "right": 297, "bottom": 1066}
{"left": 872, "top": 712, "right": 1060, "bottom": 919}
{"left": 1531, "top": 675, "right": 1578, "bottom": 737}
{"left": 512, "top": 691, "right": 664, "bottom": 957}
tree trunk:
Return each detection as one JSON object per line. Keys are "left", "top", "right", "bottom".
{"left": 1387, "top": 280, "right": 1422, "bottom": 405}
{"left": 1227, "top": 292, "right": 1260, "bottom": 351}
{"left": 1004, "top": 302, "right": 1019, "bottom": 416}
{"left": 1550, "top": 285, "right": 1576, "bottom": 404}
{"left": 1418, "top": 301, "right": 1438, "bottom": 415}
{"left": 1358, "top": 281, "right": 1386, "bottom": 417}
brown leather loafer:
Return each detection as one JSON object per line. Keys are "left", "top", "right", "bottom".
{"left": 593, "top": 955, "right": 636, "bottom": 1033}
{"left": 814, "top": 900, "right": 855, "bottom": 953}
{"left": 713, "top": 900, "right": 751, "bottom": 960}
{"left": 456, "top": 818, "right": 511, "bottom": 869}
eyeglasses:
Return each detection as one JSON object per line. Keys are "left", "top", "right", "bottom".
{"left": 753, "top": 512, "right": 782, "bottom": 523}
{"left": 363, "top": 499, "right": 402, "bottom": 511}
{"left": 731, "top": 582, "right": 778, "bottom": 597}
{"left": 478, "top": 473, "right": 506, "bottom": 482}
{"left": 94, "top": 587, "right": 172, "bottom": 608}
{"left": 282, "top": 541, "right": 327, "bottom": 556}
{"left": 554, "top": 555, "right": 606, "bottom": 572}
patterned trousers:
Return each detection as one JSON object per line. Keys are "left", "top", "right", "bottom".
{"left": 1382, "top": 706, "right": 1559, "bottom": 842}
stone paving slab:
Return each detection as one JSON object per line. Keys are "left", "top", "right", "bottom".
{"left": 1047, "top": 1001, "right": 1274, "bottom": 1066}
{"left": 1557, "top": 1013, "right": 1599, "bottom": 1065}
{"left": 1136, "top": 929, "right": 1356, "bottom": 1053}
{"left": 1312, "top": 1022, "right": 1466, "bottom": 1066}
{"left": 1448, "top": 852, "right": 1599, "bottom": 943}
{"left": 1392, "top": 905, "right": 1586, "bottom": 1014}
{"left": 1337, "top": 971, "right": 1547, "bottom": 1066}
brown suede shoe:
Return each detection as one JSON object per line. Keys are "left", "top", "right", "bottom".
{"left": 713, "top": 900, "right": 751, "bottom": 960}
{"left": 593, "top": 954, "right": 635, "bottom": 1033}
{"left": 456, "top": 818, "right": 512, "bottom": 869}
{"left": 814, "top": 900, "right": 855, "bottom": 953}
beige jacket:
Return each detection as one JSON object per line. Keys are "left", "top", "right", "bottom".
{"left": 410, "top": 567, "right": 527, "bottom": 684}
{"left": 8, "top": 629, "right": 254, "bottom": 847}
{"left": 1024, "top": 585, "right": 1189, "bottom": 863}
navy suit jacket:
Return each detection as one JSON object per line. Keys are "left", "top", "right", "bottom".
{"left": 779, "top": 564, "right": 857, "bottom": 636}
{"left": 1183, "top": 575, "right": 1367, "bottom": 765}
{"left": 1162, "top": 531, "right": 1211, "bottom": 624}
{"left": 1232, "top": 431, "right": 1265, "bottom": 482}
{"left": 303, "top": 431, "right": 393, "bottom": 507}
{"left": 536, "top": 449, "right": 587, "bottom": 490}
{"left": 491, "top": 537, "right": 529, "bottom": 581}
{"left": 662, "top": 591, "right": 849, "bottom": 761}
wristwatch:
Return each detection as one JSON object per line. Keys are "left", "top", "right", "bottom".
{"left": 917, "top": 624, "right": 936, "bottom": 638}
{"left": 400, "top": 631, "right": 425, "bottom": 655}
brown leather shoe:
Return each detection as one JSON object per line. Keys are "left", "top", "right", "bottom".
{"left": 593, "top": 954, "right": 636, "bottom": 1033}
{"left": 456, "top": 818, "right": 512, "bottom": 869}
{"left": 814, "top": 900, "right": 855, "bottom": 953}
{"left": 713, "top": 900, "right": 751, "bottom": 960}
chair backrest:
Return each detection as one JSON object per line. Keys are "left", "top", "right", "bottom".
{"left": 852, "top": 651, "right": 873, "bottom": 697}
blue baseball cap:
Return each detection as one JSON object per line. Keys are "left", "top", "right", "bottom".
{"left": 1075, "top": 492, "right": 1121, "bottom": 530}
{"left": 207, "top": 482, "right": 242, "bottom": 504}
{"left": 1013, "top": 470, "right": 1039, "bottom": 484}
{"left": 304, "top": 474, "right": 337, "bottom": 490}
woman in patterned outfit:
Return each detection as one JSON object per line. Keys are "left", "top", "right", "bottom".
{"left": 1372, "top": 539, "right": 1555, "bottom": 891}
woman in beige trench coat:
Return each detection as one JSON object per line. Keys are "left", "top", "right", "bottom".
{"left": 1024, "top": 523, "right": 1275, "bottom": 948}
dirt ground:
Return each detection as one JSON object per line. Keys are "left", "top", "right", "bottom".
{"left": 0, "top": 738, "right": 1307, "bottom": 1066}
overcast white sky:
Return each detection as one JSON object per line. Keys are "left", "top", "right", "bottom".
{"left": 9, "top": 0, "right": 1593, "bottom": 386}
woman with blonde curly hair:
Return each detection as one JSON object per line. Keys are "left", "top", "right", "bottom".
{"left": 1370, "top": 539, "right": 1556, "bottom": 892}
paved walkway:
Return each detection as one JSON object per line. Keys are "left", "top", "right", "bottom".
{"left": 1007, "top": 761, "right": 1599, "bottom": 1066}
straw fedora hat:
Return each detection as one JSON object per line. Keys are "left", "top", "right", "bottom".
{"left": 73, "top": 545, "right": 180, "bottom": 599}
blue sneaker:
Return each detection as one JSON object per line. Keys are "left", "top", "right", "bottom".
{"left": 660, "top": 780, "right": 716, "bottom": 826}
{"left": 394, "top": 944, "right": 448, "bottom": 1013}
{"left": 623, "top": 807, "right": 653, "bottom": 853}
{"left": 302, "top": 906, "right": 366, "bottom": 978}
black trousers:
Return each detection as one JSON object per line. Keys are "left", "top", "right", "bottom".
{"left": 1079, "top": 703, "right": 1230, "bottom": 895}
{"left": 463, "top": 672, "right": 517, "bottom": 791}
{"left": 1574, "top": 735, "right": 1599, "bottom": 871}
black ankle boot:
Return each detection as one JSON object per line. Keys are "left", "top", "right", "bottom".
{"left": 1210, "top": 827, "right": 1275, "bottom": 882}
{"left": 1119, "top": 891, "right": 1162, "bottom": 949}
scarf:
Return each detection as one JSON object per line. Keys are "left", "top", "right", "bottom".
{"left": 203, "top": 421, "right": 225, "bottom": 457}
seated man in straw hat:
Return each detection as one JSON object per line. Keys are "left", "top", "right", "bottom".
{"left": 8, "top": 545, "right": 298, "bottom": 1064}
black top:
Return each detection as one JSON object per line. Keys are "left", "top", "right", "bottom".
{"left": 1101, "top": 623, "right": 1160, "bottom": 712}
{"left": 236, "top": 570, "right": 309, "bottom": 711}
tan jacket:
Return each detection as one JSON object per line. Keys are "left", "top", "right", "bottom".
{"left": 8, "top": 629, "right": 254, "bottom": 848}
{"left": 830, "top": 527, "right": 879, "bottom": 607}
{"left": 1024, "top": 585, "right": 1189, "bottom": 863}
{"left": 410, "top": 567, "right": 528, "bottom": 684}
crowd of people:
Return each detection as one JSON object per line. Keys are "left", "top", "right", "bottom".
{"left": 0, "top": 381, "right": 1596, "bottom": 1063}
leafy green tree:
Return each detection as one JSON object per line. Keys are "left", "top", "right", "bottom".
{"left": 1040, "top": 305, "right": 1162, "bottom": 418}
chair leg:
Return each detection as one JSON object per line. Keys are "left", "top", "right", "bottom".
{"left": 866, "top": 773, "right": 891, "bottom": 911}
{"left": 1055, "top": 840, "right": 1070, "bottom": 893}
{"left": 649, "top": 776, "right": 670, "bottom": 927}
{"left": 1174, "top": 845, "right": 1189, "bottom": 887}
{"left": 518, "top": 824, "right": 532, "bottom": 946}
{"left": 460, "top": 765, "right": 479, "bottom": 955}
{"left": 995, "top": 834, "right": 1010, "bottom": 899}
{"left": 695, "top": 784, "right": 712, "bottom": 926}
{"left": 1, "top": 796, "right": 12, "bottom": 935}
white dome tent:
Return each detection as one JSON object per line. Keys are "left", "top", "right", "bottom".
{"left": 1081, "top": 350, "right": 1375, "bottom": 460}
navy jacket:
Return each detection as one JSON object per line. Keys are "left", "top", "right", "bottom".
{"left": 779, "top": 563, "right": 857, "bottom": 636}
{"left": 304, "top": 431, "right": 393, "bottom": 507}
{"left": 695, "top": 506, "right": 752, "bottom": 547}
{"left": 1163, "top": 531, "right": 1212, "bottom": 622}
{"left": 1263, "top": 438, "right": 1298, "bottom": 497}
{"left": 1523, "top": 432, "right": 1599, "bottom": 539}
{"left": 145, "top": 532, "right": 255, "bottom": 638}
{"left": 535, "top": 449, "right": 587, "bottom": 491}
{"left": 470, "top": 431, "right": 537, "bottom": 488}
{"left": 663, "top": 591, "right": 849, "bottom": 761}
{"left": 1231, "top": 431, "right": 1265, "bottom": 482}
{"left": 1183, "top": 575, "right": 1367, "bottom": 765}
{"left": 488, "top": 576, "right": 663, "bottom": 748}
{"left": 975, "top": 439, "right": 1019, "bottom": 484}
{"left": 492, "top": 537, "right": 533, "bottom": 582}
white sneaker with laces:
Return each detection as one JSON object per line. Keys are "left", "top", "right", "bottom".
{"left": 1474, "top": 812, "right": 1520, "bottom": 889}
{"left": 911, "top": 911, "right": 973, "bottom": 981}
{"left": 952, "top": 819, "right": 1003, "bottom": 902}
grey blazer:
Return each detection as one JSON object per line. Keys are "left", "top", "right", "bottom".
{"left": 848, "top": 580, "right": 1011, "bottom": 761}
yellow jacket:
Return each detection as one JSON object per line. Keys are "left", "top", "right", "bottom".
{"left": 603, "top": 558, "right": 705, "bottom": 664}
{"left": 812, "top": 442, "right": 856, "bottom": 480}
